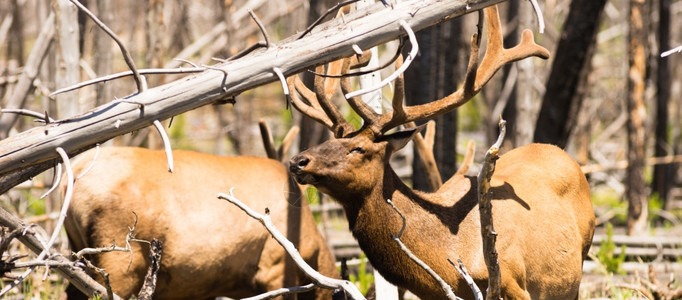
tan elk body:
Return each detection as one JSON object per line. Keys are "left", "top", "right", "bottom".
{"left": 63, "top": 147, "right": 338, "bottom": 300}
{"left": 286, "top": 6, "right": 595, "bottom": 300}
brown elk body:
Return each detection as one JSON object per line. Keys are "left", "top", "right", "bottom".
{"left": 63, "top": 147, "right": 338, "bottom": 300}
{"left": 286, "top": 5, "right": 595, "bottom": 300}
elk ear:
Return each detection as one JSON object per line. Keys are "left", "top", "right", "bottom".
{"left": 378, "top": 124, "right": 426, "bottom": 152}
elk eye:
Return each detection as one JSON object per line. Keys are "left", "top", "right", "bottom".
{"left": 349, "top": 147, "right": 365, "bottom": 154}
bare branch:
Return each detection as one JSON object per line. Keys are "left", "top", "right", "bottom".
{"left": 152, "top": 120, "right": 174, "bottom": 173}
{"left": 344, "top": 20, "right": 418, "bottom": 99}
{"left": 386, "top": 199, "right": 460, "bottom": 300}
{"left": 40, "top": 162, "right": 61, "bottom": 199}
{"left": 76, "top": 144, "right": 100, "bottom": 179}
{"left": 477, "top": 118, "right": 506, "bottom": 300}
{"left": 447, "top": 258, "right": 483, "bottom": 300}
{"left": 68, "top": 0, "right": 144, "bottom": 92}
{"left": 297, "top": 0, "right": 360, "bottom": 39}
{"left": 243, "top": 283, "right": 317, "bottom": 300}
{"left": 248, "top": 9, "right": 271, "bottom": 48}
{"left": 50, "top": 68, "right": 204, "bottom": 97}
{"left": 661, "top": 45, "right": 682, "bottom": 57}
{"left": 218, "top": 190, "right": 365, "bottom": 300}
{"left": 527, "top": 0, "right": 545, "bottom": 33}
{"left": 1, "top": 109, "right": 55, "bottom": 123}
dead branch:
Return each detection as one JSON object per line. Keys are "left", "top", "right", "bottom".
{"left": 0, "top": 208, "right": 121, "bottom": 299}
{"left": 386, "top": 199, "right": 459, "bottom": 300}
{"left": 68, "top": 0, "right": 144, "bottom": 92}
{"left": 218, "top": 189, "right": 365, "bottom": 300}
{"left": 477, "top": 118, "right": 506, "bottom": 300}
{"left": 447, "top": 258, "right": 483, "bottom": 300}
{"left": 137, "top": 239, "right": 163, "bottom": 300}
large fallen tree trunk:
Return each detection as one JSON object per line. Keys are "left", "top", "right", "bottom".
{"left": 0, "top": 0, "right": 507, "bottom": 194}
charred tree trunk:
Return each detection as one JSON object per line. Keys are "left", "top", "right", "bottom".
{"left": 533, "top": 0, "right": 607, "bottom": 148}
{"left": 626, "top": 0, "right": 649, "bottom": 236}
{"left": 652, "top": 0, "right": 673, "bottom": 209}
{"left": 404, "top": 19, "right": 462, "bottom": 192}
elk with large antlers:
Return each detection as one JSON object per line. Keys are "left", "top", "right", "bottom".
{"left": 287, "top": 6, "right": 595, "bottom": 300}
{"left": 62, "top": 147, "right": 339, "bottom": 300}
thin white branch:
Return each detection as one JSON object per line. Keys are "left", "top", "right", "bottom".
{"left": 273, "top": 67, "right": 292, "bottom": 108}
{"left": 77, "top": 144, "right": 100, "bottom": 179}
{"left": 661, "top": 45, "right": 682, "bottom": 57}
{"left": 153, "top": 120, "right": 173, "bottom": 173}
{"left": 40, "top": 162, "right": 62, "bottom": 199}
{"left": 386, "top": 199, "right": 460, "bottom": 300}
{"left": 218, "top": 189, "right": 365, "bottom": 300}
{"left": 448, "top": 258, "right": 483, "bottom": 300}
{"left": 243, "top": 283, "right": 317, "bottom": 300}
{"left": 528, "top": 0, "right": 545, "bottom": 33}
{"left": 345, "top": 20, "right": 418, "bottom": 99}
{"left": 49, "top": 67, "right": 204, "bottom": 97}
{"left": 68, "top": 0, "right": 144, "bottom": 93}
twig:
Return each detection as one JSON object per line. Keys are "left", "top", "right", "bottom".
{"left": 1, "top": 109, "right": 55, "bottom": 123}
{"left": 50, "top": 67, "right": 204, "bottom": 97}
{"left": 661, "top": 45, "right": 682, "bottom": 57}
{"left": 447, "top": 258, "right": 483, "bottom": 300}
{"left": 77, "top": 144, "right": 100, "bottom": 179}
{"left": 477, "top": 118, "right": 506, "bottom": 300}
{"left": 0, "top": 147, "right": 74, "bottom": 297}
{"left": 345, "top": 20, "right": 418, "bottom": 99}
{"left": 40, "top": 162, "right": 62, "bottom": 199}
{"left": 386, "top": 199, "right": 460, "bottom": 300}
{"left": 248, "top": 9, "right": 270, "bottom": 48}
{"left": 273, "top": 67, "right": 292, "bottom": 110}
{"left": 75, "top": 244, "right": 130, "bottom": 259}
{"left": 308, "top": 38, "right": 405, "bottom": 78}
{"left": 68, "top": 0, "right": 144, "bottom": 92}
{"left": 527, "top": 0, "right": 545, "bottom": 33}
{"left": 243, "top": 283, "right": 317, "bottom": 300}
{"left": 153, "top": 120, "right": 174, "bottom": 173}
{"left": 297, "top": 0, "right": 361, "bottom": 39}
{"left": 217, "top": 189, "right": 365, "bottom": 300}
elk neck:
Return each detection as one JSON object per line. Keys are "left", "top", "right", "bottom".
{"left": 332, "top": 164, "right": 484, "bottom": 298}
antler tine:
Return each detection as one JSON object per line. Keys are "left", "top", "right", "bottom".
{"left": 288, "top": 75, "right": 335, "bottom": 129}
{"left": 314, "top": 61, "right": 355, "bottom": 137}
{"left": 374, "top": 5, "right": 550, "bottom": 132}
{"left": 340, "top": 58, "right": 381, "bottom": 129}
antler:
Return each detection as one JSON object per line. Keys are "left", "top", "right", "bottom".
{"left": 346, "top": 5, "right": 550, "bottom": 135}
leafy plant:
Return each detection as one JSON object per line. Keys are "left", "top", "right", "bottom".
{"left": 349, "top": 254, "right": 375, "bottom": 295}
{"left": 595, "top": 222, "right": 627, "bottom": 275}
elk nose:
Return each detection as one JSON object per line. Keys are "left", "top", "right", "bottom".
{"left": 289, "top": 155, "right": 310, "bottom": 173}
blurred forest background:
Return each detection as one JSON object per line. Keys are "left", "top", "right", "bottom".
{"left": 1, "top": 0, "right": 681, "bottom": 298}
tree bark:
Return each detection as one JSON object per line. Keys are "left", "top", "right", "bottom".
{"left": 626, "top": 0, "right": 649, "bottom": 236}
{"left": 533, "top": 0, "right": 607, "bottom": 148}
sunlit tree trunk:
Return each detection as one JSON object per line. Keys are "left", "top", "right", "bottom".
{"left": 626, "top": 0, "right": 649, "bottom": 236}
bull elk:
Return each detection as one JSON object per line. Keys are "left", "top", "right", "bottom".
{"left": 62, "top": 147, "right": 338, "bottom": 299}
{"left": 287, "top": 6, "right": 595, "bottom": 300}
